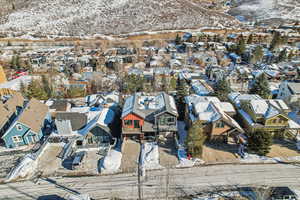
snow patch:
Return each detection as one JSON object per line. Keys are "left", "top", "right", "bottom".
{"left": 140, "top": 142, "right": 163, "bottom": 173}
{"left": 100, "top": 149, "right": 122, "bottom": 174}
{"left": 239, "top": 153, "right": 281, "bottom": 163}
{"left": 6, "top": 154, "right": 38, "bottom": 182}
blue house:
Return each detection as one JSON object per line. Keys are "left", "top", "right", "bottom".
{"left": 0, "top": 93, "right": 24, "bottom": 138}
{"left": 1, "top": 98, "right": 50, "bottom": 148}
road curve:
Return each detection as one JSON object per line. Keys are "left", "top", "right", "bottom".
{"left": 0, "top": 164, "right": 300, "bottom": 199}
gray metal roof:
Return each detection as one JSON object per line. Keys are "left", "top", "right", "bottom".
{"left": 121, "top": 92, "right": 178, "bottom": 120}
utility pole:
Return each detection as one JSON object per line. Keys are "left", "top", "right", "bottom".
{"left": 137, "top": 139, "right": 143, "bottom": 200}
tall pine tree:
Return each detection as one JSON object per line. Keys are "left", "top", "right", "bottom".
{"left": 176, "top": 77, "right": 188, "bottom": 120}
{"left": 186, "top": 121, "right": 206, "bottom": 158}
{"left": 214, "top": 78, "right": 231, "bottom": 101}
{"left": 249, "top": 73, "right": 271, "bottom": 99}
{"left": 248, "top": 130, "right": 272, "bottom": 156}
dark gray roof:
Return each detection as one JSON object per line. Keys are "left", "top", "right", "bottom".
{"left": 49, "top": 100, "right": 69, "bottom": 111}
{"left": 121, "top": 92, "right": 178, "bottom": 120}
{"left": 56, "top": 112, "right": 87, "bottom": 131}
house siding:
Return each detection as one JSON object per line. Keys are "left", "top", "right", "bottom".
{"left": 3, "top": 123, "right": 30, "bottom": 148}
{"left": 211, "top": 122, "right": 231, "bottom": 136}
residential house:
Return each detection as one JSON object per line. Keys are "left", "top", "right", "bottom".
{"left": 277, "top": 81, "right": 300, "bottom": 108}
{"left": 235, "top": 96, "right": 300, "bottom": 137}
{"left": 0, "top": 93, "right": 25, "bottom": 138}
{"left": 191, "top": 80, "right": 214, "bottom": 96}
{"left": 185, "top": 95, "right": 244, "bottom": 142}
{"left": 1, "top": 98, "right": 49, "bottom": 148}
{"left": 121, "top": 92, "right": 178, "bottom": 139}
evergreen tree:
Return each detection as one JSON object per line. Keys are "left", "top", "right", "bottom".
{"left": 20, "top": 81, "right": 27, "bottom": 96}
{"left": 26, "top": 80, "right": 48, "bottom": 100}
{"left": 269, "top": 31, "right": 285, "bottom": 50}
{"left": 288, "top": 51, "right": 295, "bottom": 61}
{"left": 214, "top": 78, "right": 231, "bottom": 101}
{"left": 277, "top": 48, "right": 287, "bottom": 63}
{"left": 249, "top": 73, "right": 271, "bottom": 99}
{"left": 235, "top": 35, "right": 246, "bottom": 56}
{"left": 186, "top": 121, "right": 206, "bottom": 158}
{"left": 175, "top": 34, "right": 181, "bottom": 45}
{"left": 41, "top": 75, "right": 52, "bottom": 98}
{"left": 161, "top": 75, "right": 168, "bottom": 92}
{"left": 169, "top": 77, "right": 177, "bottom": 90}
{"left": 252, "top": 45, "right": 264, "bottom": 64}
{"left": 247, "top": 130, "right": 272, "bottom": 156}
{"left": 247, "top": 34, "right": 253, "bottom": 44}
{"left": 176, "top": 77, "right": 188, "bottom": 120}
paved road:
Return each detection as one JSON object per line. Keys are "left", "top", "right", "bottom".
{"left": 0, "top": 164, "right": 300, "bottom": 199}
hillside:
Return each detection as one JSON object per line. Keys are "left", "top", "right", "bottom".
{"left": 228, "top": 0, "right": 300, "bottom": 25}
{"left": 0, "top": 0, "right": 239, "bottom": 37}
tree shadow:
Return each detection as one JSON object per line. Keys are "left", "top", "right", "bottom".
{"left": 41, "top": 177, "right": 80, "bottom": 195}
{"left": 37, "top": 195, "right": 66, "bottom": 200}
{"left": 158, "top": 136, "right": 177, "bottom": 157}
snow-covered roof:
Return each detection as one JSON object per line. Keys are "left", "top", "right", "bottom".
{"left": 0, "top": 75, "right": 33, "bottom": 91}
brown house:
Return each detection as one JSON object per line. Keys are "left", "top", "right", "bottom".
{"left": 185, "top": 95, "right": 244, "bottom": 142}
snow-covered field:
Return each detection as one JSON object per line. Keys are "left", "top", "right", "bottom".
{"left": 229, "top": 0, "right": 300, "bottom": 23}
{"left": 0, "top": 0, "right": 239, "bottom": 36}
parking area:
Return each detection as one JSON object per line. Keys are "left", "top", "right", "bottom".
{"left": 158, "top": 137, "right": 178, "bottom": 167}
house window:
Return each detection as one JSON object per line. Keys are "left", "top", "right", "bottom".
{"left": 160, "top": 117, "right": 175, "bottom": 126}
{"left": 278, "top": 119, "right": 284, "bottom": 124}
{"left": 272, "top": 119, "right": 277, "bottom": 124}
{"left": 134, "top": 120, "right": 140, "bottom": 128}
{"left": 16, "top": 124, "right": 23, "bottom": 131}
{"left": 167, "top": 117, "right": 176, "bottom": 125}
{"left": 12, "top": 136, "right": 22, "bottom": 143}
{"left": 124, "top": 120, "right": 133, "bottom": 126}
{"left": 216, "top": 121, "right": 225, "bottom": 128}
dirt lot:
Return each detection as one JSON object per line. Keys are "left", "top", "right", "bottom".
{"left": 158, "top": 137, "right": 178, "bottom": 167}
{"left": 202, "top": 143, "right": 239, "bottom": 164}
{"left": 37, "top": 144, "right": 63, "bottom": 176}
{"left": 121, "top": 139, "right": 140, "bottom": 173}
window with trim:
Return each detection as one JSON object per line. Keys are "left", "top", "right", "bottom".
{"left": 124, "top": 120, "right": 133, "bottom": 126}
{"left": 16, "top": 124, "right": 23, "bottom": 131}
{"left": 12, "top": 136, "right": 22, "bottom": 143}
{"left": 134, "top": 120, "right": 140, "bottom": 128}
{"left": 160, "top": 116, "right": 175, "bottom": 126}
{"left": 272, "top": 119, "right": 277, "bottom": 124}
{"left": 216, "top": 121, "right": 225, "bottom": 128}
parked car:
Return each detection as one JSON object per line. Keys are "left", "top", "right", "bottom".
{"left": 72, "top": 151, "right": 86, "bottom": 170}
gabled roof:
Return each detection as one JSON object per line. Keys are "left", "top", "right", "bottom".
{"left": 0, "top": 92, "right": 25, "bottom": 128}
{"left": 56, "top": 112, "right": 87, "bottom": 131}
{"left": 18, "top": 98, "right": 49, "bottom": 133}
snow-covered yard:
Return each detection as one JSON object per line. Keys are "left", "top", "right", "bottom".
{"left": 140, "top": 142, "right": 163, "bottom": 173}
{"left": 100, "top": 149, "right": 122, "bottom": 174}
